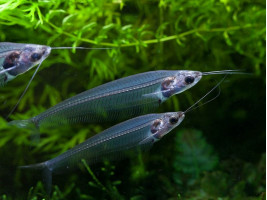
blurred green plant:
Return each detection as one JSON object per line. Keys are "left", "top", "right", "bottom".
{"left": 173, "top": 129, "right": 218, "bottom": 186}
{"left": 180, "top": 153, "right": 266, "bottom": 200}
{"left": 81, "top": 159, "right": 124, "bottom": 200}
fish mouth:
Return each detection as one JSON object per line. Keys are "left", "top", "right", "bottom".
{"left": 179, "top": 112, "right": 185, "bottom": 121}
{"left": 43, "top": 46, "right": 52, "bottom": 59}
{"left": 194, "top": 71, "right": 202, "bottom": 78}
{"left": 190, "top": 71, "right": 202, "bottom": 84}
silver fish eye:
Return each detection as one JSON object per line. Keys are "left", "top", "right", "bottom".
{"left": 30, "top": 53, "right": 42, "bottom": 62}
{"left": 184, "top": 76, "right": 195, "bottom": 84}
{"left": 169, "top": 116, "right": 178, "bottom": 124}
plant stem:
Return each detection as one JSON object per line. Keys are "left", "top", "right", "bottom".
{"left": 46, "top": 20, "right": 255, "bottom": 48}
{"left": 81, "top": 159, "right": 107, "bottom": 191}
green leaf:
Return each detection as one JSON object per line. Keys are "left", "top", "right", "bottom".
{"left": 173, "top": 129, "right": 218, "bottom": 185}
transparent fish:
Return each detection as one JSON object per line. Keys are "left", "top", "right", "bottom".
{"left": 19, "top": 75, "right": 225, "bottom": 195}
{"left": 0, "top": 42, "right": 51, "bottom": 85}
{"left": 9, "top": 69, "right": 242, "bottom": 129}
{"left": 0, "top": 42, "right": 110, "bottom": 117}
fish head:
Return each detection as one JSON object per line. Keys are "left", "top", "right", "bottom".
{"left": 150, "top": 112, "right": 185, "bottom": 140}
{"left": 161, "top": 70, "right": 202, "bottom": 98}
{"left": 3, "top": 44, "right": 51, "bottom": 77}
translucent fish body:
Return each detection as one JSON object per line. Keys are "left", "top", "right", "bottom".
{"left": 10, "top": 70, "right": 200, "bottom": 128}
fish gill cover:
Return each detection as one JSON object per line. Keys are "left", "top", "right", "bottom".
{"left": 0, "top": 0, "right": 265, "bottom": 199}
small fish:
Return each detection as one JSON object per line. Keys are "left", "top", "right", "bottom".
{"left": 0, "top": 43, "right": 50, "bottom": 84}
{"left": 0, "top": 42, "right": 110, "bottom": 117}
{"left": 19, "top": 75, "right": 225, "bottom": 195}
{"left": 9, "top": 69, "right": 242, "bottom": 129}
{"left": 0, "top": 42, "right": 108, "bottom": 84}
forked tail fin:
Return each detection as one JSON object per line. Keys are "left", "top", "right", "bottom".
{"left": 19, "top": 162, "right": 53, "bottom": 197}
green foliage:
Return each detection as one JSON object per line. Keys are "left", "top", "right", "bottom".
{"left": 0, "top": 0, "right": 265, "bottom": 199}
{"left": 179, "top": 153, "right": 266, "bottom": 200}
{"left": 81, "top": 159, "right": 124, "bottom": 200}
{"left": 173, "top": 129, "right": 218, "bottom": 185}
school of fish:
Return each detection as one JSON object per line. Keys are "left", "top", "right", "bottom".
{"left": 0, "top": 42, "right": 245, "bottom": 196}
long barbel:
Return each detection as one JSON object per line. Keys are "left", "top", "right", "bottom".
{"left": 19, "top": 75, "right": 226, "bottom": 195}
{"left": 9, "top": 69, "right": 242, "bottom": 129}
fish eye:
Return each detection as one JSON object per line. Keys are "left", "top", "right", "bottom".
{"left": 169, "top": 116, "right": 178, "bottom": 124}
{"left": 31, "top": 53, "right": 42, "bottom": 62}
{"left": 184, "top": 76, "right": 195, "bottom": 84}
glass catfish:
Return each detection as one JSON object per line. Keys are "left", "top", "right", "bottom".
{"left": 0, "top": 42, "right": 109, "bottom": 118}
{"left": 0, "top": 42, "right": 108, "bottom": 85}
{"left": 19, "top": 76, "right": 224, "bottom": 196}
{"left": 10, "top": 69, "right": 241, "bottom": 129}
{"left": 0, "top": 42, "right": 50, "bottom": 85}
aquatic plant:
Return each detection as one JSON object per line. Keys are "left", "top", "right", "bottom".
{"left": 0, "top": 0, "right": 265, "bottom": 199}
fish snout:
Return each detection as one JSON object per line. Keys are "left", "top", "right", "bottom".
{"left": 193, "top": 71, "right": 202, "bottom": 82}
{"left": 194, "top": 71, "right": 202, "bottom": 78}
{"left": 178, "top": 112, "right": 185, "bottom": 120}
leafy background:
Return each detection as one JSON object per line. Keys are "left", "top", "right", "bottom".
{"left": 0, "top": 0, "right": 265, "bottom": 199}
